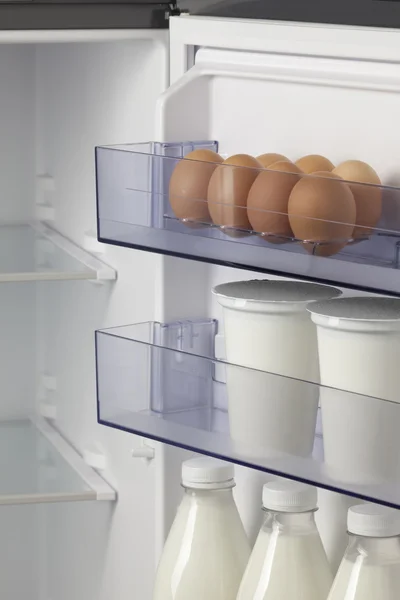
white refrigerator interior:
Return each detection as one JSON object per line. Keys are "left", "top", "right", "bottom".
{"left": 3, "top": 9, "right": 400, "bottom": 600}
{"left": 0, "top": 29, "right": 169, "bottom": 600}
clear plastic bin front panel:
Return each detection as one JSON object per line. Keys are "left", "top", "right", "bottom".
{"left": 96, "top": 141, "right": 400, "bottom": 295}
{"left": 95, "top": 320, "right": 400, "bottom": 507}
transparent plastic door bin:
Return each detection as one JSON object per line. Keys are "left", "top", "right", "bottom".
{"left": 95, "top": 319, "right": 400, "bottom": 507}
{"left": 96, "top": 141, "right": 400, "bottom": 295}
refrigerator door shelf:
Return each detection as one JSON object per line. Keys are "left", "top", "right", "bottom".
{"left": 0, "top": 416, "right": 116, "bottom": 505}
{"left": 96, "top": 141, "right": 400, "bottom": 296}
{"left": 0, "top": 222, "right": 116, "bottom": 283}
{"left": 95, "top": 319, "right": 400, "bottom": 509}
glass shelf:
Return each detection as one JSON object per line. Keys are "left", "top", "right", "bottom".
{"left": 96, "top": 140, "right": 400, "bottom": 296}
{"left": 0, "top": 222, "right": 115, "bottom": 283}
{"left": 96, "top": 319, "right": 400, "bottom": 508}
{"left": 0, "top": 417, "right": 115, "bottom": 505}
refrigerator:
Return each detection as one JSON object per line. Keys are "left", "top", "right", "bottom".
{"left": 3, "top": 0, "right": 400, "bottom": 598}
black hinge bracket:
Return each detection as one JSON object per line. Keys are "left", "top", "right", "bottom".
{"left": 166, "top": 1, "right": 188, "bottom": 18}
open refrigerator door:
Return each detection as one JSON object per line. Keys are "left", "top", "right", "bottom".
{"left": 95, "top": 11, "right": 400, "bottom": 587}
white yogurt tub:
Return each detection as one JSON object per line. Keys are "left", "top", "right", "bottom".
{"left": 309, "top": 296, "right": 400, "bottom": 484}
{"left": 213, "top": 280, "right": 341, "bottom": 458}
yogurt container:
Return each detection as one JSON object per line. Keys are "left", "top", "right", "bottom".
{"left": 309, "top": 296, "right": 400, "bottom": 484}
{"left": 213, "top": 280, "right": 341, "bottom": 457}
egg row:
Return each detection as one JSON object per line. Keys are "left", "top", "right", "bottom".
{"left": 169, "top": 150, "right": 382, "bottom": 257}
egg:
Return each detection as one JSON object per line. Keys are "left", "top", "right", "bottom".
{"left": 169, "top": 149, "right": 223, "bottom": 225}
{"left": 257, "top": 153, "right": 289, "bottom": 168}
{"left": 208, "top": 154, "right": 262, "bottom": 233}
{"left": 288, "top": 171, "right": 356, "bottom": 256}
{"left": 247, "top": 161, "right": 302, "bottom": 243}
{"left": 333, "top": 160, "right": 382, "bottom": 238}
{"left": 295, "top": 155, "right": 335, "bottom": 174}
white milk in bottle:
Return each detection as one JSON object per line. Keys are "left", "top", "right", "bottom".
{"left": 328, "top": 504, "right": 400, "bottom": 600}
{"left": 153, "top": 457, "right": 251, "bottom": 600}
{"left": 237, "top": 479, "right": 332, "bottom": 600}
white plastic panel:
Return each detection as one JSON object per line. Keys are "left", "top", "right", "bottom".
{"left": 0, "top": 44, "right": 34, "bottom": 224}
{"left": 0, "top": 501, "right": 114, "bottom": 600}
{"left": 33, "top": 35, "right": 169, "bottom": 600}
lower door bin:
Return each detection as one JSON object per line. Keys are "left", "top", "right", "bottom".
{"left": 95, "top": 319, "right": 400, "bottom": 508}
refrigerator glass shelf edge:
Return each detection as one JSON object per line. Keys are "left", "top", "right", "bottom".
{"left": 0, "top": 222, "right": 116, "bottom": 283}
{"left": 96, "top": 319, "right": 400, "bottom": 509}
{"left": 96, "top": 141, "right": 400, "bottom": 296}
{"left": 0, "top": 416, "right": 116, "bottom": 505}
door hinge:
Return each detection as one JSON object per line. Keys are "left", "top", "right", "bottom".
{"left": 166, "top": 2, "right": 188, "bottom": 19}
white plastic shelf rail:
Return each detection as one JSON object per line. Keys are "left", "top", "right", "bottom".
{"left": 0, "top": 222, "right": 115, "bottom": 283}
{"left": 0, "top": 416, "right": 115, "bottom": 505}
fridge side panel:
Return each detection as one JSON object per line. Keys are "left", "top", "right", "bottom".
{"left": 34, "top": 35, "right": 168, "bottom": 599}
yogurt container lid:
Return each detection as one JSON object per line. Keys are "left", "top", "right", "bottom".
{"left": 213, "top": 280, "right": 341, "bottom": 307}
{"left": 309, "top": 296, "right": 400, "bottom": 331}
{"left": 348, "top": 504, "right": 400, "bottom": 538}
{"left": 262, "top": 480, "right": 318, "bottom": 513}
{"left": 182, "top": 457, "right": 235, "bottom": 490}
{"left": 309, "top": 296, "right": 400, "bottom": 321}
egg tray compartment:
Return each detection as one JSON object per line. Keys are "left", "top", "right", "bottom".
{"left": 95, "top": 141, "right": 400, "bottom": 295}
{"left": 96, "top": 318, "right": 400, "bottom": 507}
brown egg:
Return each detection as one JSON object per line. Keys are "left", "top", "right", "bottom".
{"left": 288, "top": 171, "right": 356, "bottom": 256}
{"left": 247, "top": 161, "right": 302, "bottom": 243}
{"left": 295, "top": 155, "right": 335, "bottom": 174}
{"left": 333, "top": 160, "right": 382, "bottom": 238}
{"left": 257, "top": 153, "right": 289, "bottom": 168}
{"left": 208, "top": 154, "right": 262, "bottom": 233}
{"left": 169, "top": 149, "right": 223, "bottom": 226}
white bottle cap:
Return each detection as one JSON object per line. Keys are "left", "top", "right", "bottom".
{"left": 182, "top": 457, "right": 235, "bottom": 490}
{"left": 262, "top": 480, "right": 317, "bottom": 513}
{"left": 348, "top": 504, "right": 400, "bottom": 538}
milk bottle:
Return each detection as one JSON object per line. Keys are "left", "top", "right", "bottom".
{"left": 153, "top": 457, "right": 251, "bottom": 600}
{"left": 237, "top": 479, "right": 332, "bottom": 599}
{"left": 328, "top": 504, "right": 400, "bottom": 600}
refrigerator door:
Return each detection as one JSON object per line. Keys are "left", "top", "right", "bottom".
{"left": 135, "top": 11, "right": 400, "bottom": 555}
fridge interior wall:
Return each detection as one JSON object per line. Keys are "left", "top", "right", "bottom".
{"left": 0, "top": 35, "right": 167, "bottom": 600}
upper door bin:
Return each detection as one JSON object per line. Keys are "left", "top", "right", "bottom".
{"left": 0, "top": 0, "right": 175, "bottom": 30}
{"left": 95, "top": 18, "right": 400, "bottom": 296}
{"left": 96, "top": 140, "right": 400, "bottom": 296}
